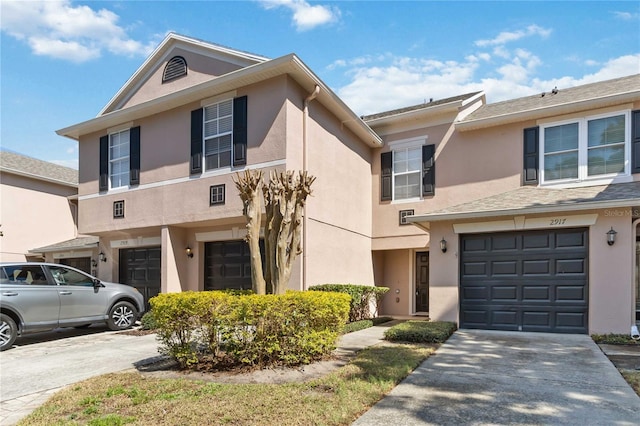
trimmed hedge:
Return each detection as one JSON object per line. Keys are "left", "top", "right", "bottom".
{"left": 592, "top": 333, "right": 640, "bottom": 345}
{"left": 310, "top": 284, "right": 389, "bottom": 322}
{"left": 384, "top": 321, "right": 457, "bottom": 343}
{"left": 150, "top": 290, "right": 350, "bottom": 369}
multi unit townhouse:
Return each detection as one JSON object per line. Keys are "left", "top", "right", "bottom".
{"left": 56, "top": 33, "right": 640, "bottom": 335}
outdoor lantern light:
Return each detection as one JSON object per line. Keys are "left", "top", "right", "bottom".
{"left": 186, "top": 246, "right": 194, "bottom": 258}
{"left": 440, "top": 237, "right": 447, "bottom": 253}
{"left": 606, "top": 227, "right": 617, "bottom": 246}
{"left": 98, "top": 251, "right": 107, "bottom": 262}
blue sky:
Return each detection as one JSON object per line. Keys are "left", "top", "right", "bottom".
{"left": 1, "top": 0, "right": 639, "bottom": 169}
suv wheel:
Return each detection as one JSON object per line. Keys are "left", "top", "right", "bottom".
{"left": 0, "top": 314, "right": 18, "bottom": 351}
{"left": 107, "top": 301, "right": 137, "bottom": 331}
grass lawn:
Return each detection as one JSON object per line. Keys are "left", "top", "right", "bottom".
{"left": 621, "top": 371, "right": 640, "bottom": 396}
{"left": 19, "top": 343, "right": 435, "bottom": 426}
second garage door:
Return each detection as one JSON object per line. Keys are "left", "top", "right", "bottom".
{"left": 460, "top": 228, "right": 588, "bottom": 334}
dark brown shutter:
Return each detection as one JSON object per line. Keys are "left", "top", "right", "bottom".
{"left": 523, "top": 126, "right": 539, "bottom": 185}
{"left": 99, "top": 135, "right": 109, "bottom": 192}
{"left": 422, "top": 144, "right": 435, "bottom": 196}
{"left": 381, "top": 152, "right": 392, "bottom": 201}
{"left": 190, "top": 108, "right": 203, "bottom": 174}
{"left": 632, "top": 110, "right": 640, "bottom": 174}
{"left": 129, "top": 126, "right": 140, "bottom": 185}
{"left": 233, "top": 96, "right": 248, "bottom": 166}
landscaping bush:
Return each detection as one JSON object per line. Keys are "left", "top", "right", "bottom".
{"left": 149, "top": 290, "right": 350, "bottom": 369}
{"left": 384, "top": 321, "right": 457, "bottom": 343}
{"left": 140, "top": 310, "right": 157, "bottom": 330}
{"left": 591, "top": 333, "right": 640, "bottom": 345}
{"left": 372, "top": 316, "right": 393, "bottom": 325}
{"left": 342, "top": 316, "right": 394, "bottom": 334}
{"left": 310, "top": 284, "right": 389, "bottom": 322}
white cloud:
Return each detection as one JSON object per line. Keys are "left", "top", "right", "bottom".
{"left": 258, "top": 0, "right": 340, "bottom": 31}
{"left": 0, "top": 0, "right": 155, "bottom": 62}
{"left": 334, "top": 51, "right": 639, "bottom": 115}
{"left": 612, "top": 11, "right": 639, "bottom": 20}
{"left": 475, "top": 24, "right": 552, "bottom": 47}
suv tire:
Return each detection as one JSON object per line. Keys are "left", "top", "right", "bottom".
{"left": 107, "top": 301, "right": 137, "bottom": 331}
{"left": 0, "top": 313, "right": 18, "bottom": 351}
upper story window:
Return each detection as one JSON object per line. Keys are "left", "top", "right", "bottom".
{"left": 190, "top": 96, "right": 247, "bottom": 175}
{"left": 162, "top": 56, "right": 187, "bottom": 82}
{"left": 381, "top": 139, "right": 435, "bottom": 202}
{"left": 541, "top": 111, "right": 630, "bottom": 184}
{"left": 204, "top": 99, "right": 233, "bottom": 170}
{"left": 109, "top": 129, "right": 130, "bottom": 188}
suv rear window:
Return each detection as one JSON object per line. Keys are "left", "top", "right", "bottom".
{"left": 0, "top": 265, "right": 49, "bottom": 285}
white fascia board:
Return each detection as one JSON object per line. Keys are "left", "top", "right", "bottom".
{"left": 99, "top": 33, "right": 269, "bottom": 115}
{"left": 456, "top": 91, "right": 640, "bottom": 132}
{"left": 407, "top": 197, "right": 640, "bottom": 224}
{"left": 58, "top": 54, "right": 382, "bottom": 148}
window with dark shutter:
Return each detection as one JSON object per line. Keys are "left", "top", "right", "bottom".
{"left": 233, "top": 96, "right": 248, "bottom": 166}
{"left": 523, "top": 126, "right": 539, "bottom": 185}
{"left": 129, "top": 126, "right": 140, "bottom": 185}
{"left": 380, "top": 152, "right": 392, "bottom": 201}
{"left": 422, "top": 144, "right": 435, "bottom": 196}
{"left": 162, "top": 56, "right": 187, "bottom": 83}
{"left": 99, "top": 135, "right": 109, "bottom": 192}
{"left": 632, "top": 110, "right": 640, "bottom": 174}
{"left": 190, "top": 108, "right": 203, "bottom": 174}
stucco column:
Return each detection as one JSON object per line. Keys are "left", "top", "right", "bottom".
{"left": 161, "top": 226, "right": 188, "bottom": 293}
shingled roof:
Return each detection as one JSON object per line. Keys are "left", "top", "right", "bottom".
{"left": 408, "top": 181, "right": 640, "bottom": 223}
{"left": 30, "top": 236, "right": 99, "bottom": 253}
{"left": 361, "top": 92, "right": 482, "bottom": 122}
{"left": 0, "top": 150, "right": 78, "bottom": 187}
{"left": 458, "top": 74, "right": 640, "bottom": 130}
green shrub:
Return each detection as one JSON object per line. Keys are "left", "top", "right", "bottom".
{"left": 310, "top": 284, "right": 389, "bottom": 322}
{"left": 384, "top": 321, "right": 457, "bottom": 343}
{"left": 372, "top": 316, "right": 393, "bottom": 325}
{"left": 591, "top": 333, "right": 640, "bottom": 345}
{"left": 149, "top": 290, "right": 350, "bottom": 369}
{"left": 342, "top": 316, "right": 394, "bottom": 334}
{"left": 140, "top": 311, "right": 157, "bottom": 330}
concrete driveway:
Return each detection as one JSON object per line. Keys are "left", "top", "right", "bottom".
{"left": 0, "top": 325, "right": 161, "bottom": 425}
{"left": 354, "top": 329, "right": 640, "bottom": 425}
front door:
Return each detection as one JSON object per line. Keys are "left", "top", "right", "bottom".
{"left": 415, "top": 251, "right": 429, "bottom": 313}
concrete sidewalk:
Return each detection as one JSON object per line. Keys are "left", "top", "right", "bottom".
{"left": 353, "top": 329, "right": 640, "bottom": 425}
{"left": 0, "top": 321, "right": 395, "bottom": 425}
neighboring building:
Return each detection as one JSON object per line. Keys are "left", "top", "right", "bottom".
{"left": 56, "top": 33, "right": 640, "bottom": 334}
{"left": 0, "top": 151, "right": 80, "bottom": 262}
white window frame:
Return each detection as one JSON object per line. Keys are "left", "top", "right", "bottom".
{"left": 540, "top": 110, "right": 631, "bottom": 186}
{"left": 389, "top": 138, "right": 426, "bottom": 203}
{"left": 203, "top": 98, "right": 233, "bottom": 172}
{"left": 109, "top": 129, "right": 130, "bottom": 189}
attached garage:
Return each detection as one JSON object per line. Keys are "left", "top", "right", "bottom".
{"left": 459, "top": 228, "right": 588, "bottom": 334}
{"left": 119, "top": 247, "right": 161, "bottom": 308}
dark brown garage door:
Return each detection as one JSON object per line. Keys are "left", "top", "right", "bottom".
{"left": 119, "top": 247, "right": 161, "bottom": 309}
{"left": 204, "top": 240, "right": 264, "bottom": 291}
{"left": 460, "top": 228, "right": 588, "bottom": 334}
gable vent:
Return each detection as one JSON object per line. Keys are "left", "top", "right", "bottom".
{"left": 162, "top": 56, "right": 187, "bottom": 82}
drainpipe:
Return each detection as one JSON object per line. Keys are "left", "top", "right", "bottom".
{"left": 302, "top": 85, "right": 320, "bottom": 291}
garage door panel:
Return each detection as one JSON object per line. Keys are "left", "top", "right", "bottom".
{"left": 460, "top": 228, "right": 588, "bottom": 334}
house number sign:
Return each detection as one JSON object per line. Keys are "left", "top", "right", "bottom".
{"left": 549, "top": 218, "right": 567, "bottom": 226}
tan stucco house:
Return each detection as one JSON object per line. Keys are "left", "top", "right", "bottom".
{"left": 56, "top": 33, "right": 640, "bottom": 335}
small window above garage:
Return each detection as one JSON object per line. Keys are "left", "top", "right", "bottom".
{"left": 162, "top": 56, "right": 187, "bottom": 83}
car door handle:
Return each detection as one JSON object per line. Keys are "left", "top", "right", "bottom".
{"left": 1, "top": 292, "right": 18, "bottom": 296}
{"left": 59, "top": 291, "right": 72, "bottom": 295}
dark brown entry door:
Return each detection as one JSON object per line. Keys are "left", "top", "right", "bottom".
{"left": 59, "top": 257, "right": 92, "bottom": 274}
{"left": 415, "top": 251, "right": 429, "bottom": 312}
{"left": 119, "top": 247, "right": 161, "bottom": 310}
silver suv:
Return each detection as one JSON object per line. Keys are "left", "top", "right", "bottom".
{"left": 0, "top": 262, "right": 145, "bottom": 351}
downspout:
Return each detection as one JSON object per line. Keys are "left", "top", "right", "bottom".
{"left": 632, "top": 218, "right": 640, "bottom": 340}
{"left": 302, "top": 85, "right": 320, "bottom": 291}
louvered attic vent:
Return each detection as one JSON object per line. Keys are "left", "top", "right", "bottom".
{"left": 162, "top": 56, "right": 187, "bottom": 82}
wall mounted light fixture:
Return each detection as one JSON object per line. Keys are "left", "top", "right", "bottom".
{"left": 606, "top": 227, "right": 617, "bottom": 246}
{"left": 186, "top": 246, "right": 194, "bottom": 258}
{"left": 98, "top": 251, "right": 107, "bottom": 262}
{"left": 440, "top": 237, "right": 447, "bottom": 253}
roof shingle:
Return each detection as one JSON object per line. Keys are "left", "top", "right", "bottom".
{"left": 0, "top": 150, "right": 78, "bottom": 186}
